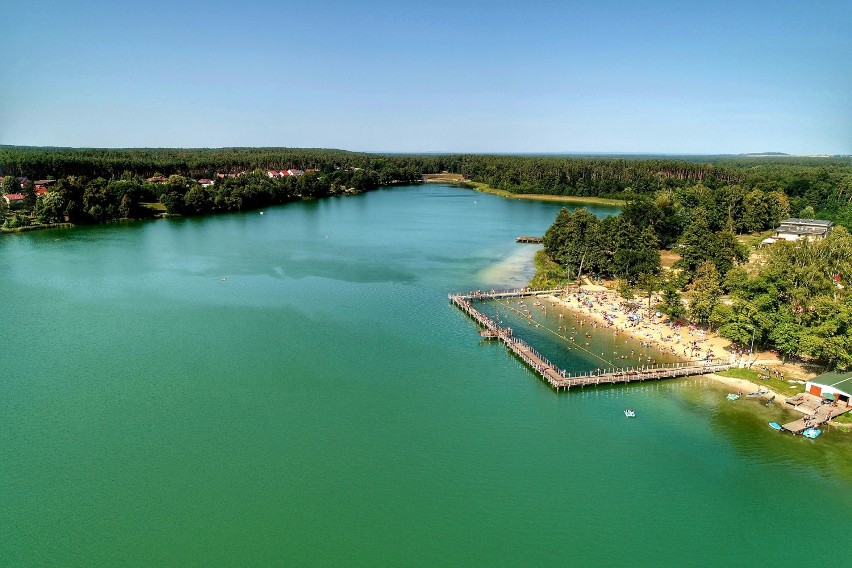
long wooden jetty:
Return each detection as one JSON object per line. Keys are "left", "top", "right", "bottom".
{"left": 450, "top": 288, "right": 731, "bottom": 391}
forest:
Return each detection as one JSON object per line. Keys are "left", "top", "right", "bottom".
{"left": 3, "top": 146, "right": 850, "bottom": 230}
{"left": 0, "top": 147, "right": 422, "bottom": 228}
{"left": 541, "top": 195, "right": 851, "bottom": 370}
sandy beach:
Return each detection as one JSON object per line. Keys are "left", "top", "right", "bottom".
{"left": 544, "top": 286, "right": 798, "bottom": 409}
{"left": 547, "top": 287, "right": 732, "bottom": 362}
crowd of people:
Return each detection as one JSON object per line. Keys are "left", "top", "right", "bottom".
{"left": 553, "top": 289, "right": 727, "bottom": 364}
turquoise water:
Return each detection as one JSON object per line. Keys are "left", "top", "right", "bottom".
{"left": 1, "top": 185, "right": 850, "bottom": 566}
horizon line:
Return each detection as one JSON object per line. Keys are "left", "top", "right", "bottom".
{"left": 1, "top": 144, "right": 849, "bottom": 158}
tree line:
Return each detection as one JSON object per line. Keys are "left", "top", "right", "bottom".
{"left": 0, "top": 148, "right": 422, "bottom": 228}
{"left": 2, "top": 146, "right": 850, "bottom": 228}
{"left": 542, "top": 193, "right": 851, "bottom": 369}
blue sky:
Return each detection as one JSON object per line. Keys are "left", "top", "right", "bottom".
{"left": 2, "top": 0, "right": 850, "bottom": 153}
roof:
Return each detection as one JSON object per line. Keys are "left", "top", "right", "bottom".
{"left": 776, "top": 220, "right": 833, "bottom": 236}
{"left": 811, "top": 371, "right": 852, "bottom": 387}
{"left": 5, "top": 193, "right": 25, "bottom": 200}
{"left": 778, "top": 218, "right": 833, "bottom": 227}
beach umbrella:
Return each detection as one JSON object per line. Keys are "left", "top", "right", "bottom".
{"left": 823, "top": 393, "right": 836, "bottom": 401}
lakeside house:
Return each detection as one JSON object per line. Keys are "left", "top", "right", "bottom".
{"left": 3, "top": 193, "right": 26, "bottom": 208}
{"left": 805, "top": 371, "right": 852, "bottom": 407}
{"left": 770, "top": 218, "right": 834, "bottom": 243}
{"left": 266, "top": 169, "right": 305, "bottom": 178}
{"left": 197, "top": 179, "right": 215, "bottom": 187}
{"left": 146, "top": 176, "right": 168, "bottom": 183}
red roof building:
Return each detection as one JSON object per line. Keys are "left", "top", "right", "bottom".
{"left": 3, "top": 193, "right": 26, "bottom": 208}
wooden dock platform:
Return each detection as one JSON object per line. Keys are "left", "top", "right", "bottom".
{"left": 782, "top": 403, "right": 851, "bottom": 433}
{"left": 516, "top": 236, "right": 543, "bottom": 243}
{"left": 450, "top": 289, "right": 731, "bottom": 391}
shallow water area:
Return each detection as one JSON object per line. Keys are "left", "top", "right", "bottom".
{"left": 2, "top": 184, "right": 850, "bottom": 566}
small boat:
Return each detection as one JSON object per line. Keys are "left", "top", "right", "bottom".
{"left": 768, "top": 422, "right": 782, "bottom": 431}
{"left": 726, "top": 393, "right": 740, "bottom": 401}
{"left": 624, "top": 409, "right": 636, "bottom": 418}
{"left": 746, "top": 391, "right": 769, "bottom": 397}
{"left": 802, "top": 427, "right": 822, "bottom": 439}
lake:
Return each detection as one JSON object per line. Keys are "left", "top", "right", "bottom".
{"left": 1, "top": 184, "right": 849, "bottom": 566}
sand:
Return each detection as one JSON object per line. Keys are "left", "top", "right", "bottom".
{"left": 544, "top": 286, "right": 795, "bottom": 409}
{"left": 546, "top": 288, "right": 733, "bottom": 362}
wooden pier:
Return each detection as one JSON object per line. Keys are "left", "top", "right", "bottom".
{"left": 516, "top": 236, "right": 543, "bottom": 243}
{"left": 781, "top": 403, "right": 851, "bottom": 434}
{"left": 450, "top": 289, "right": 731, "bottom": 391}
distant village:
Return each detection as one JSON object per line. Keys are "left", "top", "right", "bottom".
{"left": 0, "top": 168, "right": 323, "bottom": 211}
{"left": 141, "top": 168, "right": 320, "bottom": 188}
{"left": 0, "top": 177, "right": 54, "bottom": 209}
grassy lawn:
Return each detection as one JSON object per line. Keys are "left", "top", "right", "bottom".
{"left": 422, "top": 173, "right": 466, "bottom": 183}
{"left": 660, "top": 249, "right": 681, "bottom": 271}
{"left": 738, "top": 229, "right": 775, "bottom": 248}
{"left": 141, "top": 202, "right": 167, "bottom": 212}
{"left": 718, "top": 367, "right": 806, "bottom": 395}
{"left": 464, "top": 181, "right": 626, "bottom": 206}
{"left": 833, "top": 413, "right": 852, "bottom": 424}
{"left": 528, "top": 250, "right": 568, "bottom": 289}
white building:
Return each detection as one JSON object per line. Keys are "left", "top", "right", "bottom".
{"left": 805, "top": 371, "right": 852, "bottom": 407}
{"left": 774, "top": 218, "right": 833, "bottom": 242}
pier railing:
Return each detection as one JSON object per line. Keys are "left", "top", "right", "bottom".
{"left": 449, "top": 290, "right": 731, "bottom": 391}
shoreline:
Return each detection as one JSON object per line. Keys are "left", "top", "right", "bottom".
{"left": 421, "top": 175, "right": 627, "bottom": 205}
{"left": 1, "top": 186, "right": 373, "bottom": 237}
{"left": 543, "top": 288, "right": 799, "bottom": 412}
{"left": 704, "top": 372, "right": 789, "bottom": 407}
{"left": 466, "top": 181, "right": 626, "bottom": 206}
{"left": 546, "top": 288, "right": 731, "bottom": 363}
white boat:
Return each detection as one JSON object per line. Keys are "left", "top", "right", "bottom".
{"left": 624, "top": 409, "right": 636, "bottom": 418}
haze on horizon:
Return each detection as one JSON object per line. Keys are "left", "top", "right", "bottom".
{"left": 3, "top": 0, "right": 850, "bottom": 155}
